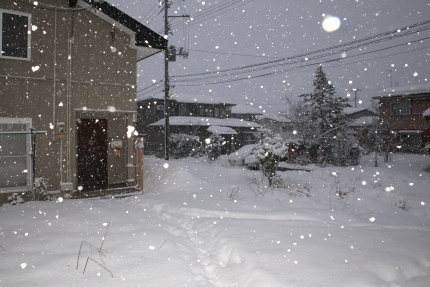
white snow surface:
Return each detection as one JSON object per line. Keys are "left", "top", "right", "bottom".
{"left": 349, "top": 116, "right": 377, "bottom": 127}
{"left": 256, "top": 113, "right": 291, "bottom": 123}
{"left": 1, "top": 153, "right": 430, "bottom": 286}
{"left": 137, "top": 93, "right": 234, "bottom": 105}
{"left": 150, "top": 116, "right": 262, "bottom": 129}
{"left": 231, "top": 104, "right": 263, "bottom": 115}
{"left": 423, "top": 108, "right": 430, "bottom": 117}
{"left": 207, "top": 126, "right": 238, "bottom": 135}
{"left": 377, "top": 83, "right": 430, "bottom": 97}
{"left": 344, "top": 107, "right": 374, "bottom": 115}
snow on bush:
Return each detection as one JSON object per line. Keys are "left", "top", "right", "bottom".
{"left": 204, "top": 134, "right": 225, "bottom": 161}
{"left": 252, "top": 134, "right": 288, "bottom": 186}
{"left": 169, "top": 133, "right": 202, "bottom": 158}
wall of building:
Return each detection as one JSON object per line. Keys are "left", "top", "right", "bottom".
{"left": 379, "top": 95, "right": 430, "bottom": 151}
{"left": 0, "top": 0, "right": 138, "bottom": 195}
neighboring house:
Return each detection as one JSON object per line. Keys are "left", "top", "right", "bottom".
{"left": 424, "top": 108, "right": 430, "bottom": 122}
{"left": 344, "top": 107, "right": 378, "bottom": 151}
{"left": 137, "top": 94, "right": 262, "bottom": 154}
{"left": 255, "top": 113, "right": 297, "bottom": 140}
{"left": 373, "top": 84, "right": 430, "bottom": 153}
{"left": 231, "top": 104, "right": 263, "bottom": 122}
{"left": 0, "top": 0, "right": 166, "bottom": 203}
{"left": 137, "top": 93, "right": 235, "bottom": 134}
{"left": 344, "top": 107, "right": 377, "bottom": 120}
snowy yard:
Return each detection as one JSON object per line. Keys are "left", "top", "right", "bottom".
{"left": 1, "top": 153, "right": 430, "bottom": 287}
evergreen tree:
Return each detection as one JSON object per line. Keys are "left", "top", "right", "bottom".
{"left": 300, "top": 66, "right": 354, "bottom": 165}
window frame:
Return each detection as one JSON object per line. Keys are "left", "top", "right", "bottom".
{"left": 0, "top": 8, "right": 32, "bottom": 61}
{"left": 0, "top": 117, "right": 33, "bottom": 193}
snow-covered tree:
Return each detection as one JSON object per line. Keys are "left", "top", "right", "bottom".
{"left": 299, "top": 66, "right": 356, "bottom": 165}
{"left": 286, "top": 96, "right": 319, "bottom": 146}
{"left": 205, "top": 134, "right": 224, "bottom": 161}
{"left": 252, "top": 134, "right": 288, "bottom": 186}
{"left": 169, "top": 134, "right": 202, "bottom": 158}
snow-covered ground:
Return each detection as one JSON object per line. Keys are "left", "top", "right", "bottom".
{"left": 1, "top": 153, "right": 429, "bottom": 286}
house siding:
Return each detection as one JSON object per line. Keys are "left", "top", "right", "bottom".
{"left": 378, "top": 94, "right": 430, "bottom": 152}
{"left": 0, "top": 0, "right": 159, "bottom": 202}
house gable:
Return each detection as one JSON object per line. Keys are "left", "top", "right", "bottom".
{"left": 78, "top": 0, "right": 167, "bottom": 61}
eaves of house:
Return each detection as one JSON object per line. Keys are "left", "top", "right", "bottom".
{"left": 149, "top": 116, "right": 262, "bottom": 129}
{"left": 79, "top": 0, "right": 167, "bottom": 61}
{"left": 138, "top": 94, "right": 236, "bottom": 106}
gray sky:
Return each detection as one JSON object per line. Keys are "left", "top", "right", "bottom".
{"left": 110, "top": 0, "right": 430, "bottom": 114}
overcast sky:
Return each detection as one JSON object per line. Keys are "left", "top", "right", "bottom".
{"left": 110, "top": 0, "right": 430, "bottom": 114}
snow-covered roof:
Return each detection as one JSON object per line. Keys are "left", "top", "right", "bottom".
{"left": 349, "top": 116, "right": 377, "bottom": 127}
{"left": 423, "top": 108, "right": 430, "bottom": 117}
{"left": 150, "top": 116, "right": 262, "bottom": 129}
{"left": 374, "top": 83, "right": 430, "bottom": 98}
{"left": 138, "top": 93, "right": 235, "bottom": 105}
{"left": 231, "top": 104, "right": 263, "bottom": 115}
{"left": 344, "top": 107, "right": 375, "bottom": 115}
{"left": 256, "top": 113, "right": 291, "bottom": 123}
{"left": 207, "top": 126, "right": 238, "bottom": 135}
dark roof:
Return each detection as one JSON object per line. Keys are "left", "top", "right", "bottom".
{"left": 82, "top": 0, "right": 167, "bottom": 51}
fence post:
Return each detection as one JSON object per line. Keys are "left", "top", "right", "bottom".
{"left": 135, "top": 138, "right": 145, "bottom": 193}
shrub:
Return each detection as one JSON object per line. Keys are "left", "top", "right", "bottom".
{"left": 205, "top": 134, "right": 225, "bottom": 161}
{"left": 252, "top": 135, "right": 288, "bottom": 186}
{"left": 169, "top": 134, "right": 202, "bottom": 158}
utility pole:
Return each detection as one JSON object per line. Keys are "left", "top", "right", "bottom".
{"left": 351, "top": 88, "right": 361, "bottom": 108}
{"left": 163, "top": 0, "right": 190, "bottom": 160}
{"left": 163, "top": 0, "right": 170, "bottom": 160}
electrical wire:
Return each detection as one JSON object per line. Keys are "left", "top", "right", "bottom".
{"left": 142, "top": 1, "right": 162, "bottom": 23}
{"left": 171, "top": 21, "right": 430, "bottom": 80}
{"left": 171, "top": 37, "right": 430, "bottom": 87}
{"left": 187, "top": 48, "right": 283, "bottom": 59}
{"left": 170, "top": 0, "right": 254, "bottom": 31}
{"left": 172, "top": 32, "right": 430, "bottom": 83}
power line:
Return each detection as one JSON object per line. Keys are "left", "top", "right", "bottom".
{"left": 170, "top": 0, "right": 255, "bottom": 31}
{"left": 170, "top": 20, "right": 430, "bottom": 81}
{"left": 171, "top": 37, "right": 430, "bottom": 87}
{"left": 187, "top": 48, "right": 283, "bottom": 59}
{"left": 142, "top": 2, "right": 162, "bottom": 23}
{"left": 172, "top": 32, "right": 430, "bottom": 84}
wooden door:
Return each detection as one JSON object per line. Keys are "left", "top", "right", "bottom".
{"left": 77, "top": 119, "right": 108, "bottom": 191}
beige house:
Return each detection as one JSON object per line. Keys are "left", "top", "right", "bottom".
{"left": 0, "top": 0, "right": 166, "bottom": 204}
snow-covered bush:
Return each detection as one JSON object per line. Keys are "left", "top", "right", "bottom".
{"left": 34, "top": 177, "right": 53, "bottom": 201}
{"left": 169, "top": 134, "right": 202, "bottom": 158}
{"left": 7, "top": 193, "right": 25, "bottom": 205}
{"left": 205, "top": 134, "right": 224, "bottom": 161}
{"left": 252, "top": 134, "right": 288, "bottom": 186}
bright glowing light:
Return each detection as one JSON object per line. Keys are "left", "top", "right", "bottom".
{"left": 163, "top": 163, "right": 169, "bottom": 169}
{"left": 322, "top": 15, "right": 341, "bottom": 32}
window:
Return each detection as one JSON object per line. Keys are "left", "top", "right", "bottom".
{"left": 0, "top": 118, "right": 32, "bottom": 193}
{"left": 0, "top": 9, "right": 31, "bottom": 60}
{"left": 390, "top": 101, "right": 410, "bottom": 116}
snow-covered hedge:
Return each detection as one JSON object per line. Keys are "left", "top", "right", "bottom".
{"left": 169, "top": 134, "right": 202, "bottom": 158}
